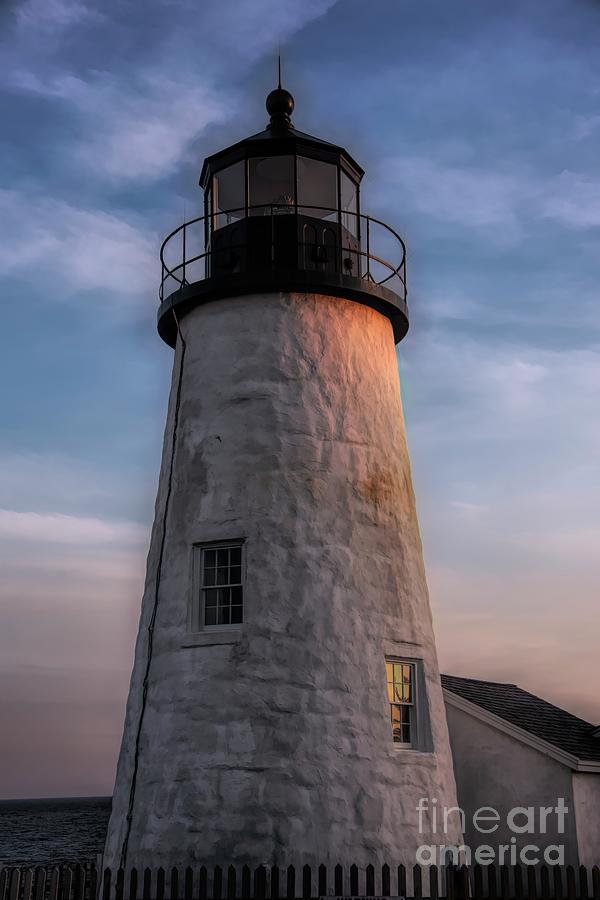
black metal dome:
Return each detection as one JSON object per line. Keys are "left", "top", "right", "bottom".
{"left": 199, "top": 87, "right": 363, "bottom": 189}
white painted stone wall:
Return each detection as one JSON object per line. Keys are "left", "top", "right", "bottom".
{"left": 104, "top": 291, "right": 461, "bottom": 869}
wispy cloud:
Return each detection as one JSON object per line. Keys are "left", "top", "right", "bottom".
{"left": 12, "top": 70, "right": 231, "bottom": 181}
{"left": 0, "top": 188, "right": 156, "bottom": 295}
{"left": 383, "top": 155, "right": 600, "bottom": 235}
{"left": 0, "top": 509, "right": 146, "bottom": 545}
{"left": 15, "top": 0, "right": 102, "bottom": 32}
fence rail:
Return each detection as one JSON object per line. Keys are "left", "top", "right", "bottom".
{"left": 2, "top": 864, "right": 600, "bottom": 900}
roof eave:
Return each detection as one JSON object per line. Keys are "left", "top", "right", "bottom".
{"left": 443, "top": 688, "right": 600, "bottom": 773}
{"left": 199, "top": 128, "right": 364, "bottom": 188}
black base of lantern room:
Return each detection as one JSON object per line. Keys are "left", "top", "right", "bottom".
{"left": 157, "top": 270, "right": 408, "bottom": 348}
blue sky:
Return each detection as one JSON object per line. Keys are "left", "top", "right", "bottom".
{"left": 0, "top": 0, "right": 599, "bottom": 799}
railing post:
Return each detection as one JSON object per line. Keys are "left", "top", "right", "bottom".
{"left": 182, "top": 222, "right": 187, "bottom": 286}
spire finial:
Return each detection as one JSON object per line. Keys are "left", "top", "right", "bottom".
{"left": 266, "top": 57, "right": 294, "bottom": 131}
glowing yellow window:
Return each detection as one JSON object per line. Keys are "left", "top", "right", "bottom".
{"left": 386, "top": 660, "right": 415, "bottom": 746}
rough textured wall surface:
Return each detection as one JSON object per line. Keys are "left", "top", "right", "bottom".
{"left": 445, "top": 701, "right": 579, "bottom": 865}
{"left": 104, "top": 292, "right": 460, "bottom": 869}
{"left": 573, "top": 773, "right": 600, "bottom": 867}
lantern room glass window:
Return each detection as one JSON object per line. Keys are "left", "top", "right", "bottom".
{"left": 341, "top": 170, "right": 358, "bottom": 236}
{"left": 212, "top": 161, "right": 246, "bottom": 230}
{"left": 248, "top": 155, "right": 295, "bottom": 215}
{"left": 297, "top": 156, "right": 338, "bottom": 221}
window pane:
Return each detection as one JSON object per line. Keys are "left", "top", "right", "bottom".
{"left": 199, "top": 543, "right": 244, "bottom": 628}
{"left": 216, "top": 566, "right": 229, "bottom": 585}
{"left": 297, "top": 156, "right": 337, "bottom": 220}
{"left": 204, "top": 589, "right": 218, "bottom": 608}
{"left": 212, "top": 161, "right": 246, "bottom": 230}
{"left": 248, "top": 156, "right": 294, "bottom": 215}
{"left": 341, "top": 170, "right": 358, "bottom": 236}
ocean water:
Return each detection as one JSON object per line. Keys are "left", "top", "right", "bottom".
{"left": 0, "top": 797, "right": 111, "bottom": 866}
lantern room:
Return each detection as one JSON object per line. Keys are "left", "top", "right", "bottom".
{"left": 158, "top": 85, "right": 408, "bottom": 347}
{"left": 200, "top": 87, "right": 363, "bottom": 279}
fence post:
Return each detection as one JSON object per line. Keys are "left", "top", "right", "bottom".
{"left": 302, "top": 865, "right": 311, "bottom": 900}
{"left": 23, "top": 868, "right": 34, "bottom": 900}
{"left": 156, "top": 868, "right": 165, "bottom": 900}
{"left": 514, "top": 865, "right": 524, "bottom": 900}
{"left": 8, "top": 870, "right": 20, "bottom": 900}
{"left": 540, "top": 868, "right": 549, "bottom": 900}
{"left": 553, "top": 868, "right": 563, "bottom": 900}
{"left": 285, "top": 866, "right": 295, "bottom": 900}
{"left": 397, "top": 865, "right": 406, "bottom": 900}
{"left": 366, "top": 865, "right": 375, "bottom": 898}
{"left": 527, "top": 866, "right": 537, "bottom": 900}
{"left": 101, "top": 869, "right": 111, "bottom": 900}
{"left": 129, "top": 868, "right": 139, "bottom": 900}
{"left": 350, "top": 865, "right": 358, "bottom": 897}
{"left": 115, "top": 868, "right": 124, "bottom": 900}
{"left": 334, "top": 866, "right": 343, "bottom": 897}
{"left": 429, "top": 867, "right": 439, "bottom": 900}
{"left": 171, "top": 868, "right": 180, "bottom": 900}
{"left": 500, "top": 866, "right": 510, "bottom": 900}
{"left": 579, "top": 867, "right": 589, "bottom": 900}
{"left": 184, "top": 868, "right": 193, "bottom": 900}
{"left": 89, "top": 866, "right": 98, "bottom": 900}
{"left": 142, "top": 868, "right": 152, "bottom": 900}
{"left": 566, "top": 867, "right": 576, "bottom": 900}
{"left": 240, "top": 866, "right": 250, "bottom": 900}
{"left": 317, "top": 865, "right": 327, "bottom": 898}
{"left": 269, "top": 867, "right": 279, "bottom": 900}
{"left": 593, "top": 868, "right": 600, "bottom": 900}
{"left": 381, "top": 865, "right": 391, "bottom": 899}
{"left": 226, "top": 867, "right": 236, "bottom": 900}
{"left": 413, "top": 865, "right": 423, "bottom": 900}
{"left": 212, "top": 867, "right": 222, "bottom": 900}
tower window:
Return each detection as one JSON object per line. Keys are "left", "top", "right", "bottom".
{"left": 386, "top": 659, "right": 415, "bottom": 747}
{"left": 198, "top": 542, "right": 244, "bottom": 627}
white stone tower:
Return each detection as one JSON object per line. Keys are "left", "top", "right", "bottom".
{"left": 104, "top": 83, "right": 461, "bottom": 871}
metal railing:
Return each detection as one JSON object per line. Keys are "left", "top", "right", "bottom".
{"left": 159, "top": 205, "right": 407, "bottom": 304}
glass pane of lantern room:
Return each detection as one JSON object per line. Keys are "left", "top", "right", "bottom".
{"left": 341, "top": 170, "right": 358, "bottom": 236}
{"left": 248, "top": 156, "right": 294, "bottom": 215}
{"left": 212, "top": 160, "right": 246, "bottom": 230}
{"left": 297, "top": 156, "right": 338, "bottom": 220}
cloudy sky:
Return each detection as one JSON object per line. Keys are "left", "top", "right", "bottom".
{"left": 1, "top": 0, "right": 599, "bottom": 799}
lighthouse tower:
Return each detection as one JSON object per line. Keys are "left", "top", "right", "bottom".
{"left": 104, "top": 83, "right": 461, "bottom": 871}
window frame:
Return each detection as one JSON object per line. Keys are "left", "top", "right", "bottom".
{"left": 386, "top": 658, "right": 417, "bottom": 748}
{"left": 190, "top": 539, "right": 246, "bottom": 633}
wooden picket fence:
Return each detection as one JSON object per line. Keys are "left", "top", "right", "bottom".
{"left": 1, "top": 863, "right": 600, "bottom": 900}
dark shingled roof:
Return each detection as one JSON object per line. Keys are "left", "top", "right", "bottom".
{"left": 441, "top": 674, "right": 600, "bottom": 763}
